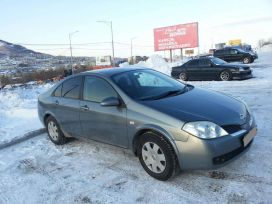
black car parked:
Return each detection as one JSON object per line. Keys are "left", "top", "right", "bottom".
{"left": 214, "top": 47, "right": 258, "bottom": 64}
{"left": 171, "top": 57, "right": 252, "bottom": 81}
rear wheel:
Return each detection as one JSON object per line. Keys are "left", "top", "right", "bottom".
{"left": 219, "top": 70, "right": 232, "bottom": 81}
{"left": 243, "top": 57, "right": 251, "bottom": 64}
{"left": 46, "top": 116, "right": 67, "bottom": 145}
{"left": 179, "top": 72, "right": 188, "bottom": 81}
{"left": 137, "top": 132, "right": 178, "bottom": 181}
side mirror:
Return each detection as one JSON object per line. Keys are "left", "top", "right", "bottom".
{"left": 100, "top": 97, "right": 120, "bottom": 107}
{"left": 209, "top": 63, "right": 213, "bottom": 67}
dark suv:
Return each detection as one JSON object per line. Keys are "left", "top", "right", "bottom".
{"left": 214, "top": 48, "right": 258, "bottom": 64}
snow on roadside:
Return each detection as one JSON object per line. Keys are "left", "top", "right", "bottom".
{"left": 119, "top": 54, "right": 190, "bottom": 75}
{"left": 0, "top": 83, "right": 53, "bottom": 144}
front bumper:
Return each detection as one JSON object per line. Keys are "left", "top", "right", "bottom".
{"left": 233, "top": 70, "right": 252, "bottom": 80}
{"left": 175, "top": 126, "right": 257, "bottom": 170}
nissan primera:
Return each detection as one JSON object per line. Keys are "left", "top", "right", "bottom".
{"left": 38, "top": 68, "right": 257, "bottom": 180}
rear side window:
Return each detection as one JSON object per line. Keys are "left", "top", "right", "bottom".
{"left": 83, "top": 76, "right": 117, "bottom": 103}
{"left": 186, "top": 59, "right": 199, "bottom": 67}
{"left": 199, "top": 59, "right": 211, "bottom": 67}
{"left": 53, "top": 84, "right": 62, "bottom": 97}
{"left": 215, "top": 50, "right": 226, "bottom": 55}
{"left": 62, "top": 77, "right": 81, "bottom": 99}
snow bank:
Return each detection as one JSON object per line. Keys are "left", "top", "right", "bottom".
{"left": 0, "top": 83, "right": 53, "bottom": 143}
{"left": 119, "top": 54, "right": 189, "bottom": 75}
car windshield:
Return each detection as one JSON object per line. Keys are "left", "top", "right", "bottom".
{"left": 211, "top": 57, "right": 227, "bottom": 65}
{"left": 112, "top": 69, "right": 188, "bottom": 100}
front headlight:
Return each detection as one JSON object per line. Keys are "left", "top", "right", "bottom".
{"left": 182, "top": 121, "right": 228, "bottom": 139}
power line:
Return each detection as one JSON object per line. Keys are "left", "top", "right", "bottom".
{"left": 16, "top": 41, "right": 154, "bottom": 48}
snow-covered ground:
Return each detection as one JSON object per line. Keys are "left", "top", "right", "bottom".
{"left": 0, "top": 83, "right": 53, "bottom": 144}
{"left": 0, "top": 51, "right": 272, "bottom": 203}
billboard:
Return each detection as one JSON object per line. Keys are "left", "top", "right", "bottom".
{"left": 228, "top": 39, "right": 241, "bottom": 46}
{"left": 154, "top": 22, "right": 198, "bottom": 51}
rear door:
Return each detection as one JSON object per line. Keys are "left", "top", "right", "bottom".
{"left": 214, "top": 50, "right": 225, "bottom": 60}
{"left": 79, "top": 75, "right": 128, "bottom": 147}
{"left": 185, "top": 59, "right": 200, "bottom": 79}
{"left": 52, "top": 76, "right": 82, "bottom": 137}
{"left": 198, "top": 58, "right": 214, "bottom": 79}
{"left": 223, "top": 49, "right": 233, "bottom": 61}
{"left": 229, "top": 49, "right": 241, "bottom": 61}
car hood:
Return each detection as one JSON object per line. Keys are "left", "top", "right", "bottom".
{"left": 218, "top": 63, "right": 250, "bottom": 69}
{"left": 140, "top": 87, "right": 247, "bottom": 126}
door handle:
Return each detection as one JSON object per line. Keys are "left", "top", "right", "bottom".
{"left": 55, "top": 100, "right": 59, "bottom": 105}
{"left": 80, "top": 105, "right": 90, "bottom": 111}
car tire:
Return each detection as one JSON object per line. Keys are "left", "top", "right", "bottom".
{"left": 219, "top": 70, "right": 232, "bottom": 81}
{"left": 46, "top": 116, "right": 67, "bottom": 145}
{"left": 137, "top": 131, "right": 178, "bottom": 181}
{"left": 179, "top": 72, "right": 188, "bottom": 81}
{"left": 243, "top": 57, "right": 251, "bottom": 64}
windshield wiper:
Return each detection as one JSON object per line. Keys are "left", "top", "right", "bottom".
{"left": 140, "top": 89, "right": 184, "bottom": 100}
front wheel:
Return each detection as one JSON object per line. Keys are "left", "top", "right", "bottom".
{"left": 137, "top": 132, "right": 178, "bottom": 181}
{"left": 219, "top": 70, "right": 232, "bottom": 81}
{"left": 243, "top": 57, "right": 251, "bottom": 64}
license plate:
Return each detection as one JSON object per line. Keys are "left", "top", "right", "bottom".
{"left": 243, "top": 128, "right": 257, "bottom": 147}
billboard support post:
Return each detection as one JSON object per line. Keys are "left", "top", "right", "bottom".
{"left": 170, "top": 49, "right": 172, "bottom": 62}
{"left": 180, "top": 48, "right": 183, "bottom": 60}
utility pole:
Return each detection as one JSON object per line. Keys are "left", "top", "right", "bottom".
{"left": 97, "top": 21, "right": 115, "bottom": 66}
{"left": 69, "top": 31, "right": 78, "bottom": 75}
{"left": 130, "top": 37, "right": 137, "bottom": 64}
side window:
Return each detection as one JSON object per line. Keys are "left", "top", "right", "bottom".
{"left": 215, "top": 50, "right": 222, "bottom": 55}
{"left": 230, "top": 49, "right": 238, "bottom": 54}
{"left": 83, "top": 76, "right": 118, "bottom": 103}
{"left": 62, "top": 77, "right": 81, "bottom": 99}
{"left": 53, "top": 84, "right": 62, "bottom": 97}
{"left": 199, "top": 59, "right": 210, "bottom": 67}
{"left": 187, "top": 59, "right": 199, "bottom": 67}
{"left": 224, "top": 49, "right": 231, "bottom": 54}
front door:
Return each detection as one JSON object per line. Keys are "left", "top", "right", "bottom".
{"left": 79, "top": 76, "right": 128, "bottom": 147}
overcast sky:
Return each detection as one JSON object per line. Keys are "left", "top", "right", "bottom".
{"left": 1, "top": 0, "right": 271, "bottom": 57}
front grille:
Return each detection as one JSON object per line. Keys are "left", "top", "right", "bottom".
{"left": 222, "top": 111, "right": 252, "bottom": 134}
{"left": 222, "top": 125, "right": 242, "bottom": 134}
{"left": 213, "top": 140, "right": 253, "bottom": 165}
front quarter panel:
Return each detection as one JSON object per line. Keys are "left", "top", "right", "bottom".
{"left": 126, "top": 100, "right": 189, "bottom": 147}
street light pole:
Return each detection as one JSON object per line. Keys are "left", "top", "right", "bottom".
{"left": 69, "top": 31, "right": 78, "bottom": 74}
{"left": 130, "top": 37, "right": 136, "bottom": 58}
{"left": 130, "top": 37, "right": 137, "bottom": 64}
{"left": 97, "top": 20, "right": 115, "bottom": 66}
{"left": 110, "top": 21, "right": 115, "bottom": 66}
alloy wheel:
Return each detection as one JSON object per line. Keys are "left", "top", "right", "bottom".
{"left": 179, "top": 73, "right": 187, "bottom": 81}
{"left": 243, "top": 57, "right": 250, "bottom": 64}
{"left": 220, "top": 71, "right": 230, "bottom": 81}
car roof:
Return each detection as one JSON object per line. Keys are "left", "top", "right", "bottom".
{"left": 191, "top": 56, "right": 214, "bottom": 60}
{"left": 79, "top": 67, "right": 148, "bottom": 77}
